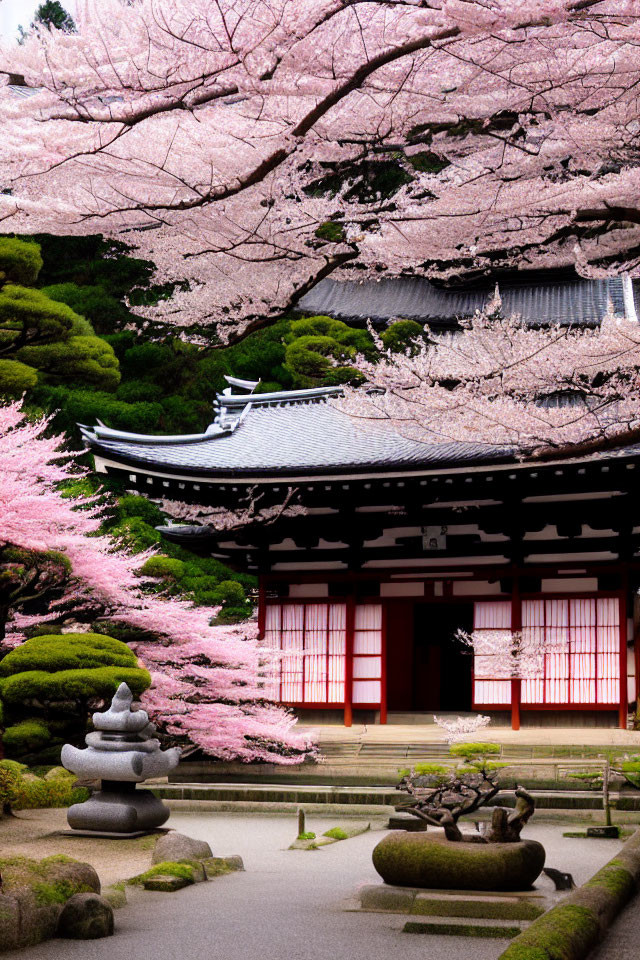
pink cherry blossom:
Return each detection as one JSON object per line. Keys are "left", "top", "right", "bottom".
{"left": 0, "top": 400, "right": 310, "bottom": 762}
{"left": 0, "top": 2, "right": 638, "bottom": 339}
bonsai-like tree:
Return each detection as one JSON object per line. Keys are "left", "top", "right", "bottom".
{"left": 397, "top": 744, "right": 535, "bottom": 843}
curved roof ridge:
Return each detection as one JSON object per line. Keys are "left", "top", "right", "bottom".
{"left": 216, "top": 384, "right": 343, "bottom": 409}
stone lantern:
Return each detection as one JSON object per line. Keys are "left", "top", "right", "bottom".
{"left": 62, "top": 683, "right": 181, "bottom": 836}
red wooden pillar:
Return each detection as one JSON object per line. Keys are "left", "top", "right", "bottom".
{"left": 511, "top": 579, "right": 522, "bottom": 732}
{"left": 344, "top": 596, "right": 355, "bottom": 728}
{"left": 380, "top": 602, "right": 388, "bottom": 725}
{"left": 257, "top": 577, "right": 266, "bottom": 640}
{"left": 619, "top": 590, "right": 629, "bottom": 730}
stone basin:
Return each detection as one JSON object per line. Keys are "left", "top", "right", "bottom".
{"left": 372, "top": 833, "right": 546, "bottom": 892}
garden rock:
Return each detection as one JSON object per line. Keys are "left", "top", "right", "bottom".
{"left": 152, "top": 832, "right": 212, "bottom": 864}
{"left": 57, "top": 893, "right": 114, "bottom": 940}
{"left": 0, "top": 856, "right": 101, "bottom": 952}
{"left": 142, "top": 875, "right": 192, "bottom": 892}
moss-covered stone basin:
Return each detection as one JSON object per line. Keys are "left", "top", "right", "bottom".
{"left": 372, "top": 834, "right": 546, "bottom": 891}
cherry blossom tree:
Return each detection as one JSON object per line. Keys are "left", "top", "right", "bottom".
{"left": 0, "top": 1, "right": 639, "bottom": 340}
{"left": 338, "top": 289, "right": 640, "bottom": 457}
{"left": 0, "top": 400, "right": 310, "bottom": 762}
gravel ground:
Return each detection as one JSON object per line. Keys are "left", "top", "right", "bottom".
{"left": 0, "top": 811, "right": 628, "bottom": 960}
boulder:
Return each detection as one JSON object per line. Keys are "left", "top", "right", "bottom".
{"left": 57, "top": 893, "right": 114, "bottom": 939}
{"left": 0, "top": 856, "right": 101, "bottom": 951}
{"left": 372, "top": 834, "right": 546, "bottom": 892}
{"left": 201, "top": 856, "right": 245, "bottom": 878}
{"left": 152, "top": 832, "right": 212, "bottom": 864}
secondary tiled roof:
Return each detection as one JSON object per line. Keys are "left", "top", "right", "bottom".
{"left": 297, "top": 276, "right": 639, "bottom": 326}
{"left": 81, "top": 384, "right": 508, "bottom": 478}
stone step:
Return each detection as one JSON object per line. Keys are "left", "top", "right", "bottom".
{"left": 403, "top": 916, "right": 526, "bottom": 938}
{"left": 410, "top": 891, "right": 546, "bottom": 921}
{"left": 152, "top": 781, "right": 640, "bottom": 811}
{"left": 356, "top": 883, "right": 551, "bottom": 919}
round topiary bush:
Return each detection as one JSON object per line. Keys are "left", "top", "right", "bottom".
{"left": 0, "top": 633, "right": 151, "bottom": 759}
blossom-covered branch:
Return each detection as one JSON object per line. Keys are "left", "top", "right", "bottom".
{"left": 0, "top": 2, "right": 639, "bottom": 335}
{"left": 0, "top": 401, "right": 310, "bottom": 762}
{"left": 340, "top": 294, "right": 640, "bottom": 456}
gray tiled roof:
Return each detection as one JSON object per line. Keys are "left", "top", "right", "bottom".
{"left": 297, "top": 276, "right": 635, "bottom": 326}
{"left": 81, "top": 386, "right": 507, "bottom": 478}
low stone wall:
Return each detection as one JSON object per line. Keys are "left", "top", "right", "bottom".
{"left": 498, "top": 829, "right": 640, "bottom": 960}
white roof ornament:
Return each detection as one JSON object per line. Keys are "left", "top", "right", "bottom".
{"left": 224, "top": 376, "right": 260, "bottom": 392}
{"left": 622, "top": 274, "right": 638, "bottom": 323}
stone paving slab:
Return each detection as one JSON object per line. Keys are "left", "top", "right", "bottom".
{"left": 356, "top": 884, "right": 551, "bottom": 920}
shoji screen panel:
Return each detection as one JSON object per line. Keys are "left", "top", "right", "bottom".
{"left": 472, "top": 601, "right": 513, "bottom": 705}
{"left": 263, "top": 603, "right": 347, "bottom": 705}
{"left": 521, "top": 597, "right": 620, "bottom": 706}
{"left": 352, "top": 604, "right": 383, "bottom": 705}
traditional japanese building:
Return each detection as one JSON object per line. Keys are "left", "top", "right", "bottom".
{"left": 80, "top": 275, "right": 640, "bottom": 731}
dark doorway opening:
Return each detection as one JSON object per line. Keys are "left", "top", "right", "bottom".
{"left": 412, "top": 603, "right": 473, "bottom": 711}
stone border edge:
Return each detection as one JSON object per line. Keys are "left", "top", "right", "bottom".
{"left": 498, "top": 828, "right": 640, "bottom": 960}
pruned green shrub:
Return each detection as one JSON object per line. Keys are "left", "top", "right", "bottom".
{"left": 0, "top": 237, "right": 43, "bottom": 285}
{"left": 0, "top": 632, "right": 151, "bottom": 758}
{"left": 10, "top": 775, "right": 89, "bottom": 810}
{"left": 0, "top": 358, "right": 39, "bottom": 396}
{"left": 3, "top": 720, "right": 51, "bottom": 756}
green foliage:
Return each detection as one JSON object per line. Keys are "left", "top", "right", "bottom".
{"left": 0, "top": 284, "right": 80, "bottom": 350}
{"left": 0, "top": 633, "right": 150, "bottom": 758}
{"left": 449, "top": 743, "right": 500, "bottom": 759}
{"left": 17, "top": 335, "right": 120, "bottom": 390}
{"left": 115, "top": 496, "right": 165, "bottom": 530}
{"left": 0, "top": 238, "right": 43, "bottom": 286}
{"left": 211, "top": 580, "right": 246, "bottom": 606}
{"left": 33, "top": 2, "right": 76, "bottom": 33}
{"left": 381, "top": 320, "right": 425, "bottom": 353}
{"left": 0, "top": 764, "right": 20, "bottom": 812}
{"left": 0, "top": 759, "right": 28, "bottom": 776}
{"left": 11, "top": 775, "right": 89, "bottom": 811}
{"left": 323, "top": 827, "right": 348, "bottom": 840}
{"left": 0, "top": 666, "right": 151, "bottom": 705}
{"left": 0, "top": 358, "right": 38, "bottom": 396}
{"left": 315, "top": 221, "right": 345, "bottom": 243}
{"left": 304, "top": 158, "right": 413, "bottom": 203}
{"left": 128, "top": 861, "right": 197, "bottom": 885}
{"left": 283, "top": 315, "right": 374, "bottom": 388}
{"left": 408, "top": 151, "right": 451, "bottom": 174}
{"left": 620, "top": 757, "right": 640, "bottom": 789}
{"left": 42, "top": 282, "right": 130, "bottom": 334}
{"left": 3, "top": 719, "right": 51, "bottom": 756}
{"left": 0, "top": 632, "right": 143, "bottom": 675}
{"left": 413, "top": 762, "right": 450, "bottom": 776}
{"left": 297, "top": 832, "right": 316, "bottom": 840}
{"left": 141, "top": 557, "right": 187, "bottom": 580}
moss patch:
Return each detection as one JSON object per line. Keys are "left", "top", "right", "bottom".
{"left": 127, "top": 861, "right": 197, "bottom": 886}
{"left": 411, "top": 898, "right": 544, "bottom": 922}
{"left": 201, "top": 858, "right": 234, "bottom": 878}
{"left": 404, "top": 921, "right": 521, "bottom": 938}
{"left": 585, "top": 860, "right": 634, "bottom": 900}
{"left": 323, "top": 827, "right": 348, "bottom": 840}
{"left": 499, "top": 904, "right": 600, "bottom": 960}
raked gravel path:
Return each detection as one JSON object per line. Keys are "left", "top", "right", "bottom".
{"left": 3, "top": 813, "right": 625, "bottom": 960}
